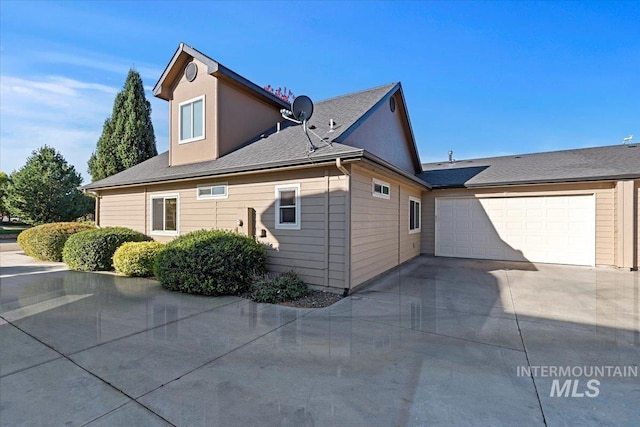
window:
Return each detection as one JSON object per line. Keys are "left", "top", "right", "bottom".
{"left": 151, "top": 195, "right": 179, "bottom": 235}
{"left": 179, "top": 96, "right": 205, "bottom": 143}
{"left": 275, "top": 184, "right": 300, "bottom": 229}
{"left": 409, "top": 197, "right": 421, "bottom": 233}
{"left": 197, "top": 184, "right": 228, "bottom": 200}
{"left": 372, "top": 179, "right": 391, "bottom": 199}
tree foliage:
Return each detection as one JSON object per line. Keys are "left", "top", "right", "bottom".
{"left": 5, "top": 146, "right": 94, "bottom": 225}
{"left": 88, "top": 69, "right": 157, "bottom": 181}
{"left": 263, "top": 85, "right": 294, "bottom": 103}
{"left": 0, "top": 171, "right": 9, "bottom": 218}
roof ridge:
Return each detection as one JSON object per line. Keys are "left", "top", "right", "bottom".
{"left": 422, "top": 143, "right": 632, "bottom": 166}
{"left": 317, "top": 82, "right": 398, "bottom": 104}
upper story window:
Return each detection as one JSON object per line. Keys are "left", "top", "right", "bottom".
{"left": 179, "top": 95, "right": 205, "bottom": 144}
{"left": 372, "top": 179, "right": 391, "bottom": 199}
{"left": 197, "top": 183, "right": 228, "bottom": 200}
{"left": 275, "top": 184, "right": 300, "bottom": 230}
{"left": 409, "top": 196, "right": 421, "bottom": 233}
{"left": 151, "top": 194, "right": 179, "bottom": 235}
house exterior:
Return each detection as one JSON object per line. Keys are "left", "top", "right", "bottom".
{"left": 84, "top": 43, "right": 640, "bottom": 295}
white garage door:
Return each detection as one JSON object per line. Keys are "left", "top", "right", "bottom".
{"left": 435, "top": 195, "right": 595, "bottom": 266}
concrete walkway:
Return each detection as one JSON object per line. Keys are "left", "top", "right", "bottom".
{"left": 0, "top": 252, "right": 638, "bottom": 426}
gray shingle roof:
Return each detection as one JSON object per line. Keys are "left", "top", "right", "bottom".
{"left": 418, "top": 144, "right": 640, "bottom": 188}
{"left": 84, "top": 83, "right": 397, "bottom": 190}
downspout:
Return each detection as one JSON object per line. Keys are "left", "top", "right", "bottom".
{"left": 336, "top": 157, "right": 350, "bottom": 176}
{"left": 84, "top": 190, "right": 100, "bottom": 227}
{"left": 324, "top": 168, "right": 330, "bottom": 288}
{"left": 397, "top": 184, "right": 401, "bottom": 266}
{"left": 336, "top": 158, "right": 351, "bottom": 295}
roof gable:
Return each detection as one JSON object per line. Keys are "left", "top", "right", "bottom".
{"left": 338, "top": 83, "right": 422, "bottom": 174}
{"left": 152, "top": 42, "right": 289, "bottom": 109}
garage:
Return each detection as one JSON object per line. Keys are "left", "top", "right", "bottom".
{"left": 435, "top": 195, "right": 596, "bottom": 266}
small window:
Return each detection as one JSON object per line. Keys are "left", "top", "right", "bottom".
{"left": 409, "top": 197, "right": 421, "bottom": 233}
{"left": 151, "top": 195, "right": 179, "bottom": 235}
{"left": 179, "top": 96, "right": 205, "bottom": 143}
{"left": 197, "top": 184, "right": 228, "bottom": 200}
{"left": 372, "top": 179, "right": 391, "bottom": 199}
{"left": 275, "top": 184, "right": 300, "bottom": 229}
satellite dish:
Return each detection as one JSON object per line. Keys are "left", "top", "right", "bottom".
{"left": 292, "top": 95, "right": 314, "bottom": 122}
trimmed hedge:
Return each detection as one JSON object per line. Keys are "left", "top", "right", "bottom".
{"left": 113, "top": 241, "right": 165, "bottom": 277}
{"left": 17, "top": 222, "right": 95, "bottom": 261}
{"left": 155, "top": 230, "right": 267, "bottom": 296}
{"left": 62, "top": 227, "right": 149, "bottom": 271}
{"left": 249, "top": 271, "right": 308, "bottom": 303}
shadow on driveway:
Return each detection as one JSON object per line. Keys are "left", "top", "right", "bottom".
{"left": 0, "top": 253, "right": 638, "bottom": 426}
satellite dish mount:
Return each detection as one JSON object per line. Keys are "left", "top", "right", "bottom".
{"left": 281, "top": 95, "right": 318, "bottom": 151}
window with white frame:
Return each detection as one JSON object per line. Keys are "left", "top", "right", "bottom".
{"left": 275, "top": 184, "right": 300, "bottom": 229}
{"left": 372, "top": 179, "right": 391, "bottom": 199}
{"left": 151, "top": 195, "right": 179, "bottom": 235}
{"left": 197, "top": 183, "right": 228, "bottom": 200}
{"left": 409, "top": 197, "right": 421, "bottom": 233}
{"left": 179, "top": 96, "right": 205, "bottom": 143}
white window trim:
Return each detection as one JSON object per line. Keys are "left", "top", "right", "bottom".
{"left": 150, "top": 193, "right": 180, "bottom": 236}
{"left": 196, "top": 183, "right": 228, "bottom": 200}
{"left": 372, "top": 178, "right": 391, "bottom": 199}
{"left": 178, "top": 95, "right": 205, "bottom": 144}
{"left": 409, "top": 196, "right": 421, "bottom": 234}
{"left": 275, "top": 183, "right": 301, "bottom": 230}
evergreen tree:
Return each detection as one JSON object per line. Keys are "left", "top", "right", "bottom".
{"left": 0, "top": 172, "right": 10, "bottom": 219}
{"left": 88, "top": 69, "right": 157, "bottom": 181}
{"left": 6, "top": 146, "right": 94, "bottom": 225}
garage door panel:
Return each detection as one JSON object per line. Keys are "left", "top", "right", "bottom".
{"left": 435, "top": 195, "right": 595, "bottom": 266}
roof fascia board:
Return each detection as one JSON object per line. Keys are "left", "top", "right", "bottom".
{"left": 84, "top": 151, "right": 365, "bottom": 191}
{"left": 431, "top": 175, "right": 640, "bottom": 190}
{"left": 395, "top": 83, "right": 423, "bottom": 171}
{"left": 362, "top": 151, "right": 431, "bottom": 189}
{"left": 214, "top": 63, "right": 290, "bottom": 109}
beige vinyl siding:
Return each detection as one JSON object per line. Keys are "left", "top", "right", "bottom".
{"left": 350, "top": 164, "right": 422, "bottom": 288}
{"left": 99, "top": 188, "right": 146, "bottom": 233}
{"left": 97, "top": 166, "right": 347, "bottom": 291}
{"left": 421, "top": 182, "right": 616, "bottom": 266}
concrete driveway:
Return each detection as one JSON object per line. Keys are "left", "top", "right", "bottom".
{"left": 1, "top": 252, "right": 638, "bottom": 426}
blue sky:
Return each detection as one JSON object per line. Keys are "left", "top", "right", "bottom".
{"left": 1, "top": 1, "right": 638, "bottom": 182}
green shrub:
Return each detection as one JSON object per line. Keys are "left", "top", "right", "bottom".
{"left": 155, "top": 230, "right": 267, "bottom": 296}
{"left": 249, "top": 271, "right": 308, "bottom": 303}
{"left": 17, "top": 222, "right": 95, "bottom": 261}
{"left": 113, "top": 241, "right": 165, "bottom": 277}
{"left": 62, "top": 227, "right": 149, "bottom": 271}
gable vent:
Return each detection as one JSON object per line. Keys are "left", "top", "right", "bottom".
{"left": 185, "top": 62, "right": 198, "bottom": 82}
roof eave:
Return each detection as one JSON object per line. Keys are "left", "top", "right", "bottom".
{"left": 363, "top": 151, "right": 431, "bottom": 189}
{"left": 432, "top": 174, "right": 640, "bottom": 190}
{"left": 83, "top": 150, "right": 365, "bottom": 191}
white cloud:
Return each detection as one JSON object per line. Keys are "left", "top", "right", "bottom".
{"left": 33, "top": 51, "right": 162, "bottom": 83}
{"left": 0, "top": 74, "right": 167, "bottom": 182}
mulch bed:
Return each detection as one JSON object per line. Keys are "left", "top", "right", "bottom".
{"left": 278, "top": 290, "right": 344, "bottom": 308}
